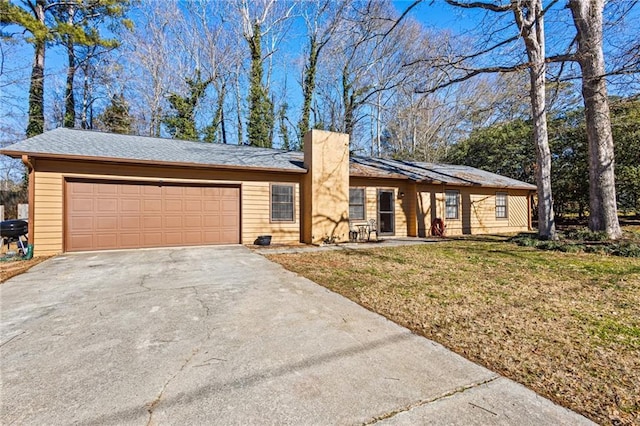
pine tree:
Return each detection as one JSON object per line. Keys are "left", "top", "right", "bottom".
{"left": 96, "top": 93, "right": 132, "bottom": 134}
{"left": 0, "top": 0, "right": 132, "bottom": 136}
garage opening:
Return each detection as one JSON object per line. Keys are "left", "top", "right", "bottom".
{"left": 65, "top": 180, "right": 240, "bottom": 252}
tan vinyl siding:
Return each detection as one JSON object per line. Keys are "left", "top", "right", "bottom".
{"left": 33, "top": 171, "right": 64, "bottom": 255}
{"left": 241, "top": 181, "right": 300, "bottom": 245}
{"left": 417, "top": 184, "right": 530, "bottom": 236}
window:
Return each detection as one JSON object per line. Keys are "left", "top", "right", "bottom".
{"left": 271, "top": 184, "right": 294, "bottom": 222}
{"left": 445, "top": 190, "right": 459, "bottom": 220}
{"left": 496, "top": 192, "right": 508, "bottom": 219}
{"left": 349, "top": 188, "right": 365, "bottom": 220}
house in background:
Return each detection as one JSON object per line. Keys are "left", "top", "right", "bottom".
{"left": 1, "top": 128, "right": 536, "bottom": 256}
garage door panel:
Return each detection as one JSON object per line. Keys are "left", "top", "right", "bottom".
{"left": 222, "top": 199, "right": 238, "bottom": 212}
{"left": 164, "top": 186, "right": 183, "bottom": 196}
{"left": 70, "top": 216, "right": 94, "bottom": 231}
{"left": 164, "top": 199, "right": 183, "bottom": 212}
{"left": 96, "top": 234, "right": 118, "bottom": 248}
{"left": 185, "top": 200, "right": 202, "bottom": 211}
{"left": 97, "top": 198, "right": 117, "bottom": 212}
{"left": 71, "top": 198, "right": 94, "bottom": 212}
{"left": 120, "top": 216, "right": 140, "bottom": 229}
{"left": 96, "top": 217, "right": 118, "bottom": 230}
{"left": 163, "top": 215, "right": 184, "bottom": 229}
{"left": 184, "top": 231, "right": 204, "bottom": 244}
{"left": 71, "top": 182, "right": 94, "bottom": 193}
{"left": 204, "top": 200, "right": 220, "bottom": 211}
{"left": 143, "top": 199, "right": 162, "bottom": 212}
{"left": 184, "top": 215, "right": 202, "bottom": 228}
{"left": 185, "top": 187, "right": 204, "bottom": 196}
{"left": 143, "top": 186, "right": 162, "bottom": 196}
{"left": 97, "top": 185, "right": 117, "bottom": 194}
{"left": 121, "top": 185, "right": 141, "bottom": 195}
{"left": 204, "top": 230, "right": 221, "bottom": 242}
{"left": 164, "top": 232, "right": 183, "bottom": 245}
{"left": 70, "top": 234, "right": 93, "bottom": 248}
{"left": 144, "top": 233, "right": 162, "bottom": 246}
{"left": 221, "top": 230, "right": 238, "bottom": 243}
{"left": 143, "top": 216, "right": 162, "bottom": 229}
{"left": 120, "top": 199, "right": 141, "bottom": 213}
{"left": 222, "top": 215, "right": 238, "bottom": 227}
{"left": 66, "top": 181, "right": 240, "bottom": 251}
{"left": 204, "top": 215, "right": 220, "bottom": 227}
{"left": 120, "top": 233, "right": 141, "bottom": 247}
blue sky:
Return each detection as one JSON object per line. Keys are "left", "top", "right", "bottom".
{"left": 1, "top": 0, "right": 638, "bottom": 146}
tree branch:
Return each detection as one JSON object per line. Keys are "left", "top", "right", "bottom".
{"left": 444, "top": 0, "right": 511, "bottom": 13}
{"left": 416, "top": 62, "right": 530, "bottom": 93}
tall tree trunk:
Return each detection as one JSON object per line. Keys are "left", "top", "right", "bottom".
{"left": 81, "top": 63, "right": 90, "bottom": 129}
{"left": 234, "top": 69, "right": 243, "bottom": 145}
{"left": 568, "top": 0, "right": 622, "bottom": 239}
{"left": 63, "top": 5, "right": 76, "bottom": 128}
{"left": 298, "top": 36, "right": 319, "bottom": 149}
{"left": 342, "top": 67, "right": 355, "bottom": 137}
{"left": 26, "top": 1, "right": 46, "bottom": 138}
{"left": 64, "top": 42, "right": 76, "bottom": 128}
{"left": 514, "top": 0, "right": 557, "bottom": 239}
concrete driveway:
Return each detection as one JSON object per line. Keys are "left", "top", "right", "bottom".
{"left": 1, "top": 246, "right": 591, "bottom": 425}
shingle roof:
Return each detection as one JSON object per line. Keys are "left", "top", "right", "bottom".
{"left": 1, "top": 128, "right": 536, "bottom": 190}
{"left": 1, "top": 128, "right": 306, "bottom": 173}
{"left": 350, "top": 157, "right": 536, "bottom": 189}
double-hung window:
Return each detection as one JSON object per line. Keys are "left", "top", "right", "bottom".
{"left": 445, "top": 190, "right": 459, "bottom": 220}
{"left": 496, "top": 192, "right": 508, "bottom": 219}
{"left": 271, "top": 184, "right": 294, "bottom": 222}
{"left": 349, "top": 188, "right": 365, "bottom": 220}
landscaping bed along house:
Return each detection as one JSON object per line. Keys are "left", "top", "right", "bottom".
{"left": 268, "top": 227, "right": 640, "bottom": 425}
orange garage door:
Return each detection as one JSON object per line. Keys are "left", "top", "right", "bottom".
{"left": 65, "top": 180, "right": 240, "bottom": 251}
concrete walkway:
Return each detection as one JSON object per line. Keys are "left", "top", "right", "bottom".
{"left": 0, "top": 246, "right": 592, "bottom": 425}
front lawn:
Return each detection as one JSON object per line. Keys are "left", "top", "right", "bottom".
{"left": 268, "top": 240, "right": 640, "bottom": 425}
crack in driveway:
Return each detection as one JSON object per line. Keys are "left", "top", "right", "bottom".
{"left": 145, "top": 348, "right": 200, "bottom": 426}
{"left": 364, "top": 375, "right": 500, "bottom": 424}
{"left": 145, "top": 286, "right": 215, "bottom": 425}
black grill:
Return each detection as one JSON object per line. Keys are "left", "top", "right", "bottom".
{"left": 1, "top": 220, "right": 28, "bottom": 238}
{"left": 1, "top": 220, "right": 29, "bottom": 254}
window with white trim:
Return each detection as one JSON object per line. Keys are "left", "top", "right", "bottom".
{"left": 349, "top": 188, "right": 365, "bottom": 220}
{"left": 496, "top": 192, "right": 508, "bottom": 219}
{"left": 445, "top": 190, "right": 459, "bottom": 220}
{"left": 271, "top": 184, "right": 294, "bottom": 222}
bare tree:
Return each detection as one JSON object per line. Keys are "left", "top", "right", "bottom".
{"left": 313, "top": 1, "right": 420, "bottom": 152}
{"left": 121, "top": 2, "right": 185, "bottom": 136}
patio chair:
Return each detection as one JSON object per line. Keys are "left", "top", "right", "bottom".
{"left": 367, "top": 219, "right": 378, "bottom": 241}
{"left": 348, "top": 222, "right": 359, "bottom": 242}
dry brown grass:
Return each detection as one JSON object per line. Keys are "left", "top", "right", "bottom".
{"left": 0, "top": 257, "right": 51, "bottom": 283}
{"left": 268, "top": 241, "right": 640, "bottom": 425}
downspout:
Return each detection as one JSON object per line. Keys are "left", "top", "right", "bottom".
{"left": 21, "top": 155, "right": 35, "bottom": 249}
